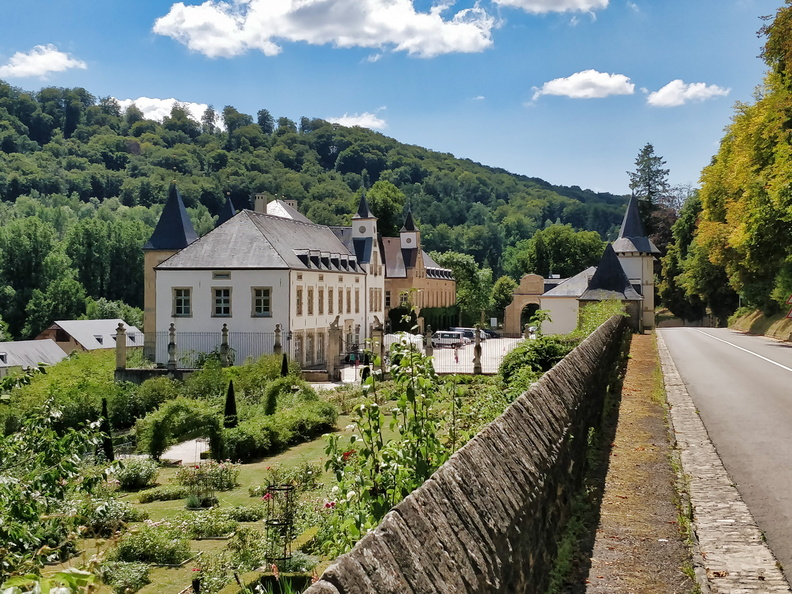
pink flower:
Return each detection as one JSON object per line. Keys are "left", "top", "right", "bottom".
{"left": 262, "top": 492, "right": 273, "bottom": 501}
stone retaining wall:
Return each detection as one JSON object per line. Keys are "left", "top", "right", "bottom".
{"left": 305, "top": 315, "right": 630, "bottom": 594}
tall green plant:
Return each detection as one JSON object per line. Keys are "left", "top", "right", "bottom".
{"left": 320, "top": 340, "right": 449, "bottom": 556}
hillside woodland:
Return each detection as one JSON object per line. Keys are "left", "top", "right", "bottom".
{"left": 661, "top": 1, "right": 792, "bottom": 321}
{"left": 0, "top": 79, "right": 626, "bottom": 337}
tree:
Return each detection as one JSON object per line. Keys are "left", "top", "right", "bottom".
{"left": 628, "top": 143, "right": 670, "bottom": 207}
{"left": 223, "top": 380, "right": 238, "bottom": 429}
{"left": 23, "top": 277, "right": 87, "bottom": 338}
{"left": 257, "top": 109, "right": 274, "bottom": 135}
{"left": 505, "top": 225, "right": 604, "bottom": 279}
{"left": 490, "top": 275, "right": 517, "bottom": 319}
{"left": 201, "top": 105, "right": 218, "bottom": 135}
{"left": 430, "top": 251, "right": 492, "bottom": 325}
{"left": 365, "top": 181, "right": 406, "bottom": 237}
{"left": 627, "top": 143, "right": 677, "bottom": 254}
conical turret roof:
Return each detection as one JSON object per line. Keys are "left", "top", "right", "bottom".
{"left": 215, "top": 194, "right": 236, "bottom": 228}
{"left": 401, "top": 208, "right": 418, "bottom": 232}
{"left": 612, "top": 194, "right": 660, "bottom": 255}
{"left": 352, "top": 191, "right": 375, "bottom": 219}
{"left": 144, "top": 183, "right": 198, "bottom": 250}
{"left": 579, "top": 244, "right": 642, "bottom": 301}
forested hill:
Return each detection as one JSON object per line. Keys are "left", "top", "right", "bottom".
{"left": 0, "top": 79, "right": 627, "bottom": 338}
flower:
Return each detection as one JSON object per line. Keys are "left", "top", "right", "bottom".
{"left": 261, "top": 492, "right": 273, "bottom": 501}
{"left": 271, "top": 564, "right": 280, "bottom": 581}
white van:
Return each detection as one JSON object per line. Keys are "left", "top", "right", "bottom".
{"left": 432, "top": 331, "right": 464, "bottom": 348}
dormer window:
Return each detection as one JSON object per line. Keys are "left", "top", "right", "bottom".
{"left": 94, "top": 335, "right": 104, "bottom": 345}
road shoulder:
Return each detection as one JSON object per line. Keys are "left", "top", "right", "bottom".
{"left": 657, "top": 329, "right": 791, "bottom": 593}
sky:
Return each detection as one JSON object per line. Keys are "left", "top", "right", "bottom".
{"left": 0, "top": 0, "right": 783, "bottom": 195}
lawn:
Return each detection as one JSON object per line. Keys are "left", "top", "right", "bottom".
{"left": 46, "top": 413, "right": 395, "bottom": 594}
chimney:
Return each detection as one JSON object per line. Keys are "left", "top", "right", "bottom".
{"left": 284, "top": 199, "right": 298, "bottom": 209}
{"left": 253, "top": 193, "right": 268, "bottom": 213}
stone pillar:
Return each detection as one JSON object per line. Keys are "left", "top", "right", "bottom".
{"left": 274, "top": 324, "right": 282, "bottom": 355}
{"left": 115, "top": 323, "right": 127, "bottom": 370}
{"left": 327, "top": 318, "right": 342, "bottom": 382}
{"left": 167, "top": 323, "right": 177, "bottom": 371}
{"left": 473, "top": 323, "right": 482, "bottom": 375}
{"left": 424, "top": 324, "right": 433, "bottom": 358}
{"left": 220, "top": 323, "right": 230, "bottom": 367}
{"left": 371, "top": 319, "right": 385, "bottom": 374}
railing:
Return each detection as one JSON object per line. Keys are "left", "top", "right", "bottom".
{"left": 151, "top": 331, "right": 277, "bottom": 368}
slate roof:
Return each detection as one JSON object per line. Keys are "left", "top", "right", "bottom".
{"left": 215, "top": 194, "right": 236, "bottom": 228}
{"left": 265, "top": 199, "right": 312, "bottom": 224}
{"left": 380, "top": 237, "right": 453, "bottom": 279}
{"left": 401, "top": 209, "right": 418, "bottom": 232}
{"left": 579, "top": 245, "right": 643, "bottom": 301}
{"left": 158, "top": 210, "right": 362, "bottom": 273}
{"left": 330, "top": 227, "right": 377, "bottom": 265}
{"left": 49, "top": 319, "right": 143, "bottom": 350}
{"left": 542, "top": 267, "right": 597, "bottom": 298}
{"left": 144, "top": 183, "right": 198, "bottom": 250}
{"left": 382, "top": 237, "right": 407, "bottom": 278}
{"left": 353, "top": 192, "right": 374, "bottom": 219}
{"left": 612, "top": 193, "right": 660, "bottom": 255}
{"left": 0, "top": 339, "right": 67, "bottom": 368}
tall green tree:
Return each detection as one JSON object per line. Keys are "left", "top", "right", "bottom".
{"left": 490, "top": 275, "right": 518, "bottom": 319}
{"left": 503, "top": 224, "right": 604, "bottom": 279}
{"left": 627, "top": 143, "right": 670, "bottom": 208}
{"left": 430, "top": 251, "right": 492, "bottom": 325}
{"left": 365, "top": 181, "right": 406, "bottom": 237}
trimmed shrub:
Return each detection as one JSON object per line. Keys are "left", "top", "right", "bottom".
{"left": 137, "top": 485, "right": 190, "bottom": 503}
{"left": 114, "top": 458, "right": 159, "bottom": 491}
{"left": 222, "top": 401, "right": 337, "bottom": 462}
{"left": 499, "top": 336, "right": 576, "bottom": 384}
{"left": 76, "top": 497, "right": 149, "bottom": 537}
{"left": 221, "top": 505, "right": 266, "bottom": 522}
{"left": 110, "top": 520, "right": 191, "bottom": 565}
{"left": 97, "top": 561, "right": 151, "bottom": 594}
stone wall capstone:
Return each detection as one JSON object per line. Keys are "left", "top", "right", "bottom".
{"left": 304, "top": 315, "right": 630, "bottom": 594}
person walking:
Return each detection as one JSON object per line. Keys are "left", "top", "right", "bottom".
{"left": 454, "top": 346, "right": 459, "bottom": 364}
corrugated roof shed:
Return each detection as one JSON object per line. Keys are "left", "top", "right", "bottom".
{"left": 51, "top": 319, "right": 143, "bottom": 350}
{"left": 0, "top": 339, "right": 67, "bottom": 368}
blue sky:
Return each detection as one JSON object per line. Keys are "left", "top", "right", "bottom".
{"left": 0, "top": 0, "right": 781, "bottom": 194}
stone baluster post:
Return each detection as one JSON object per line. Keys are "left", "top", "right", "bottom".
{"left": 220, "top": 323, "right": 230, "bottom": 367}
{"left": 327, "top": 317, "right": 342, "bottom": 382}
{"left": 424, "top": 324, "right": 433, "bottom": 358}
{"left": 115, "top": 323, "right": 127, "bottom": 370}
{"left": 473, "top": 323, "right": 482, "bottom": 375}
{"left": 167, "top": 323, "right": 177, "bottom": 371}
{"left": 274, "top": 324, "right": 282, "bottom": 355}
{"left": 371, "top": 319, "right": 385, "bottom": 374}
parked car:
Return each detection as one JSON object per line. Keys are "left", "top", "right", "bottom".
{"left": 432, "top": 331, "right": 464, "bottom": 348}
{"left": 451, "top": 327, "right": 486, "bottom": 342}
{"left": 483, "top": 328, "right": 500, "bottom": 338}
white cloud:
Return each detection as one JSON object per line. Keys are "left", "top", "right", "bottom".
{"left": 626, "top": 1, "right": 639, "bottom": 12}
{"left": 532, "top": 69, "right": 634, "bottom": 100}
{"left": 116, "top": 97, "right": 210, "bottom": 124}
{"left": 0, "top": 44, "right": 87, "bottom": 79}
{"left": 153, "top": 0, "right": 495, "bottom": 59}
{"left": 647, "top": 80, "right": 730, "bottom": 107}
{"left": 492, "top": 0, "right": 608, "bottom": 13}
{"left": 473, "top": 95, "right": 485, "bottom": 100}
{"left": 326, "top": 110, "right": 387, "bottom": 130}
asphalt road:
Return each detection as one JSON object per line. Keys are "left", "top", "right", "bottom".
{"left": 659, "top": 327, "right": 792, "bottom": 578}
